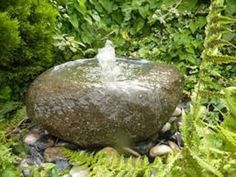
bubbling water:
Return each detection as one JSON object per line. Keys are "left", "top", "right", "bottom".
{"left": 96, "top": 40, "right": 121, "bottom": 81}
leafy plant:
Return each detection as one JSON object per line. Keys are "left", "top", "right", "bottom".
{"left": 0, "top": 132, "right": 21, "bottom": 176}
{"left": 0, "top": 0, "right": 57, "bottom": 101}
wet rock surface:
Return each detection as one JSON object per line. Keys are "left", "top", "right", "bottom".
{"left": 18, "top": 102, "right": 187, "bottom": 176}
{"left": 26, "top": 58, "right": 183, "bottom": 147}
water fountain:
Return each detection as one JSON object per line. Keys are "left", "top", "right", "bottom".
{"left": 26, "top": 41, "right": 183, "bottom": 147}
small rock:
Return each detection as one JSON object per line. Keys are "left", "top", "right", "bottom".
{"left": 55, "top": 159, "right": 70, "bottom": 170}
{"left": 122, "top": 147, "right": 141, "bottom": 157}
{"left": 171, "top": 132, "right": 183, "bottom": 147}
{"left": 56, "top": 141, "right": 78, "bottom": 150}
{"left": 70, "top": 166, "right": 89, "bottom": 177}
{"left": 172, "top": 107, "right": 182, "bottom": 117}
{"left": 177, "top": 122, "right": 182, "bottom": 129}
{"left": 20, "top": 158, "right": 33, "bottom": 176}
{"left": 28, "top": 147, "right": 44, "bottom": 165}
{"left": 149, "top": 144, "right": 172, "bottom": 157}
{"left": 168, "top": 116, "right": 177, "bottom": 123}
{"left": 134, "top": 141, "right": 155, "bottom": 155}
{"left": 161, "top": 122, "right": 171, "bottom": 133}
{"left": 99, "top": 147, "right": 119, "bottom": 156}
{"left": 35, "top": 142, "right": 50, "bottom": 151}
{"left": 24, "top": 132, "right": 40, "bottom": 145}
{"left": 168, "top": 141, "right": 180, "bottom": 151}
{"left": 44, "top": 147, "right": 65, "bottom": 162}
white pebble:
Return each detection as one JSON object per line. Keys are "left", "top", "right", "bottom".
{"left": 20, "top": 158, "right": 33, "bottom": 176}
{"left": 168, "top": 141, "right": 180, "bottom": 151}
{"left": 70, "top": 166, "right": 89, "bottom": 177}
{"left": 168, "top": 116, "right": 177, "bottom": 123}
{"left": 150, "top": 144, "right": 172, "bottom": 157}
{"left": 24, "top": 132, "right": 40, "bottom": 145}
{"left": 161, "top": 122, "right": 171, "bottom": 133}
{"left": 172, "top": 107, "right": 182, "bottom": 117}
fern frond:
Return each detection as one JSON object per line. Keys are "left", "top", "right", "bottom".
{"left": 209, "top": 15, "right": 236, "bottom": 25}
{"left": 206, "top": 39, "right": 236, "bottom": 49}
{"left": 220, "top": 127, "right": 236, "bottom": 148}
{"left": 158, "top": 152, "right": 182, "bottom": 177}
{"left": 199, "top": 90, "right": 225, "bottom": 99}
{"left": 207, "top": 25, "right": 234, "bottom": 36}
{"left": 223, "top": 87, "right": 236, "bottom": 117}
{"left": 204, "top": 54, "right": 236, "bottom": 63}
{"left": 190, "top": 150, "right": 224, "bottom": 177}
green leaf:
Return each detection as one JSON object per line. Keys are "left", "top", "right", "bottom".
{"left": 99, "top": 0, "right": 113, "bottom": 13}
{"left": 0, "top": 102, "right": 19, "bottom": 119}
{"left": 1, "top": 166, "right": 19, "bottom": 177}
{"left": 189, "top": 17, "right": 206, "bottom": 33}
{"left": 69, "top": 13, "right": 79, "bottom": 30}
{"left": 161, "top": 0, "right": 175, "bottom": 8}
{"left": 131, "top": 17, "right": 145, "bottom": 34}
{"left": 178, "top": 0, "right": 197, "bottom": 11}
{"left": 138, "top": 5, "right": 150, "bottom": 18}
{"left": 0, "top": 86, "right": 11, "bottom": 101}
{"left": 75, "top": 0, "right": 87, "bottom": 15}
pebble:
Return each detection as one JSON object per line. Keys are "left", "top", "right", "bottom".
{"left": 168, "top": 116, "right": 177, "bottom": 123}
{"left": 56, "top": 141, "right": 78, "bottom": 150}
{"left": 20, "top": 158, "right": 33, "bottom": 176}
{"left": 28, "top": 147, "right": 44, "bottom": 165}
{"left": 122, "top": 147, "right": 141, "bottom": 157}
{"left": 98, "top": 147, "right": 119, "bottom": 156}
{"left": 178, "top": 122, "right": 182, "bottom": 130}
{"left": 172, "top": 107, "right": 182, "bottom": 117}
{"left": 70, "top": 166, "right": 89, "bottom": 177}
{"left": 168, "top": 141, "right": 180, "bottom": 151}
{"left": 149, "top": 144, "right": 172, "bottom": 157}
{"left": 44, "top": 147, "right": 65, "bottom": 162}
{"left": 161, "top": 122, "right": 171, "bottom": 133}
{"left": 134, "top": 141, "right": 155, "bottom": 155}
{"left": 55, "top": 159, "right": 70, "bottom": 170}
{"left": 171, "top": 132, "right": 183, "bottom": 147}
{"left": 24, "top": 132, "right": 40, "bottom": 145}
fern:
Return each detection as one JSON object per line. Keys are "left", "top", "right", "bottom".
{"left": 209, "top": 15, "right": 236, "bottom": 25}
{"left": 62, "top": 147, "right": 170, "bottom": 177}
{"left": 179, "top": 0, "right": 236, "bottom": 176}
{"left": 205, "top": 39, "right": 236, "bottom": 49}
{"left": 204, "top": 54, "right": 236, "bottom": 63}
{"left": 0, "top": 132, "right": 21, "bottom": 176}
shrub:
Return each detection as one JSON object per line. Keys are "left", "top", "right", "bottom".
{"left": 0, "top": 12, "right": 20, "bottom": 66}
{"left": 0, "top": 0, "right": 57, "bottom": 100}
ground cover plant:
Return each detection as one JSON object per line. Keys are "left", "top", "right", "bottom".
{"left": 0, "top": 0, "right": 236, "bottom": 176}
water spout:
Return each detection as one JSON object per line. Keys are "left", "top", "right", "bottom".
{"left": 96, "top": 40, "right": 120, "bottom": 81}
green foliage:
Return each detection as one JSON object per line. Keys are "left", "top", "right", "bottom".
{"left": 0, "top": 132, "right": 21, "bottom": 176}
{"left": 62, "top": 147, "right": 168, "bottom": 177}
{"left": 178, "top": 0, "right": 236, "bottom": 176}
{"left": 0, "top": 86, "right": 21, "bottom": 120}
{"left": 0, "top": 0, "right": 57, "bottom": 100}
{"left": 0, "top": 12, "right": 20, "bottom": 63}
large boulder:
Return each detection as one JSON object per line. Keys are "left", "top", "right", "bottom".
{"left": 26, "top": 58, "right": 183, "bottom": 147}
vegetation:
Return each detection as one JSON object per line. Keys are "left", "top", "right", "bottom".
{"left": 0, "top": 0, "right": 57, "bottom": 101}
{"left": 0, "top": 0, "right": 236, "bottom": 176}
